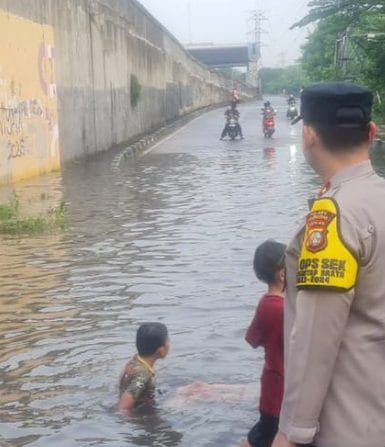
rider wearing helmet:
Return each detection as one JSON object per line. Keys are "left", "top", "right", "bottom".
{"left": 262, "top": 101, "right": 275, "bottom": 117}
{"left": 220, "top": 103, "right": 244, "bottom": 140}
{"left": 288, "top": 94, "right": 296, "bottom": 106}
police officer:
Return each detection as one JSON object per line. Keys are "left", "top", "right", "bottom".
{"left": 272, "top": 83, "right": 385, "bottom": 447}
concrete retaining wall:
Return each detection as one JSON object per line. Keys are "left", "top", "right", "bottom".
{"left": 0, "top": 0, "right": 256, "bottom": 184}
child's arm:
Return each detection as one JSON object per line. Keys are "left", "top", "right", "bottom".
{"left": 118, "top": 392, "right": 136, "bottom": 413}
{"left": 118, "top": 368, "right": 148, "bottom": 414}
{"left": 245, "top": 305, "right": 264, "bottom": 348}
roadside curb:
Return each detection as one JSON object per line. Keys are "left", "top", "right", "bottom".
{"left": 111, "top": 103, "right": 229, "bottom": 172}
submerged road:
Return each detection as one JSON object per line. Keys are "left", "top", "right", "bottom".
{"left": 1, "top": 97, "right": 383, "bottom": 447}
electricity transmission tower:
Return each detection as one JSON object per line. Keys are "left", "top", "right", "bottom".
{"left": 247, "top": 10, "right": 267, "bottom": 89}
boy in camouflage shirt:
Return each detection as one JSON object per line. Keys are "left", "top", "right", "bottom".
{"left": 118, "top": 322, "right": 170, "bottom": 413}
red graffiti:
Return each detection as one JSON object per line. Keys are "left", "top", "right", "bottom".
{"left": 38, "top": 42, "right": 56, "bottom": 97}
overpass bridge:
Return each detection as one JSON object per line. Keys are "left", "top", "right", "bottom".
{"left": 185, "top": 43, "right": 260, "bottom": 86}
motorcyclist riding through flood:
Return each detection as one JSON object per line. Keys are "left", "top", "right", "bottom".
{"left": 287, "top": 95, "right": 298, "bottom": 120}
{"left": 220, "top": 103, "right": 244, "bottom": 140}
{"left": 262, "top": 101, "right": 276, "bottom": 138}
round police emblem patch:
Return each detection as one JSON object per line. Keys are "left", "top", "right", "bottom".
{"left": 305, "top": 209, "right": 336, "bottom": 253}
{"left": 309, "top": 230, "right": 323, "bottom": 249}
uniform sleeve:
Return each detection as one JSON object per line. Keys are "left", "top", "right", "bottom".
{"left": 245, "top": 303, "right": 264, "bottom": 348}
{"left": 279, "top": 210, "right": 361, "bottom": 444}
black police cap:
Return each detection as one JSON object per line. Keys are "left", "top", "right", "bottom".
{"left": 292, "top": 82, "right": 373, "bottom": 127}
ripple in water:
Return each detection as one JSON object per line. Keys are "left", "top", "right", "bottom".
{"left": 1, "top": 102, "right": 384, "bottom": 447}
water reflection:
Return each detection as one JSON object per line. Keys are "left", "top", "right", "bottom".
{"left": 289, "top": 144, "right": 297, "bottom": 162}
{"left": 263, "top": 147, "right": 276, "bottom": 166}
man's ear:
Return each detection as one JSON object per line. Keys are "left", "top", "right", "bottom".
{"left": 303, "top": 124, "right": 318, "bottom": 149}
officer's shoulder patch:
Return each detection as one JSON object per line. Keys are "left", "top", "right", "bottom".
{"left": 297, "top": 198, "right": 359, "bottom": 291}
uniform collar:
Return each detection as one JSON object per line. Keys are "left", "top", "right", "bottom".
{"left": 329, "top": 160, "right": 374, "bottom": 190}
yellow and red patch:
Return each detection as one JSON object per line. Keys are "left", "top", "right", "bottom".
{"left": 297, "top": 198, "right": 359, "bottom": 291}
{"left": 305, "top": 209, "right": 336, "bottom": 253}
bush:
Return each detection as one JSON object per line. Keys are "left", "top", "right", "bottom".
{"left": 0, "top": 200, "right": 18, "bottom": 220}
{"left": 130, "top": 74, "right": 142, "bottom": 108}
{"left": 0, "top": 199, "right": 67, "bottom": 235}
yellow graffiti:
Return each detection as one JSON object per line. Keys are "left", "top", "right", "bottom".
{"left": 0, "top": 10, "right": 60, "bottom": 184}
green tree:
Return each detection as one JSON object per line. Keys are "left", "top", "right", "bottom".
{"left": 259, "top": 65, "right": 307, "bottom": 95}
{"left": 215, "top": 68, "right": 247, "bottom": 83}
{"left": 298, "top": 3, "right": 385, "bottom": 118}
{"left": 351, "top": 14, "right": 385, "bottom": 116}
{"left": 292, "top": 0, "right": 385, "bottom": 29}
{"left": 301, "top": 16, "right": 344, "bottom": 82}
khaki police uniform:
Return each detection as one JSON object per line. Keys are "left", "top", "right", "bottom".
{"left": 280, "top": 84, "right": 385, "bottom": 447}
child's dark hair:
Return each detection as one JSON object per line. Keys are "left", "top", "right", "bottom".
{"left": 253, "top": 240, "right": 286, "bottom": 285}
{"left": 136, "top": 322, "right": 168, "bottom": 357}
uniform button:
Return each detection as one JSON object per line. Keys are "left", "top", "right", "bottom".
{"left": 368, "top": 225, "right": 375, "bottom": 234}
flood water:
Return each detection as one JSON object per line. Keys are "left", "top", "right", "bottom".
{"left": 1, "top": 98, "right": 384, "bottom": 447}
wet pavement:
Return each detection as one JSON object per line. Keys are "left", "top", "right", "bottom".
{"left": 0, "top": 97, "right": 384, "bottom": 447}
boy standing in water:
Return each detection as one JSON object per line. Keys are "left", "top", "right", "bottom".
{"left": 242, "top": 240, "right": 286, "bottom": 447}
{"left": 118, "top": 322, "right": 170, "bottom": 413}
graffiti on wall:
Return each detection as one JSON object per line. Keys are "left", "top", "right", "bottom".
{"left": 0, "top": 10, "right": 60, "bottom": 183}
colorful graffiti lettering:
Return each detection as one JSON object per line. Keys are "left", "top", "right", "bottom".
{"left": 0, "top": 9, "right": 60, "bottom": 183}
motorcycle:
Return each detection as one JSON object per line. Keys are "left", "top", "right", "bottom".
{"left": 262, "top": 114, "right": 275, "bottom": 138}
{"left": 228, "top": 117, "right": 240, "bottom": 140}
{"left": 287, "top": 103, "right": 298, "bottom": 120}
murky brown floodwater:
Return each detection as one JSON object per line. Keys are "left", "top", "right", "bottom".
{"left": 1, "top": 98, "right": 384, "bottom": 447}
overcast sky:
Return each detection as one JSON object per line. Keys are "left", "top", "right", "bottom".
{"left": 138, "top": 0, "right": 310, "bottom": 67}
